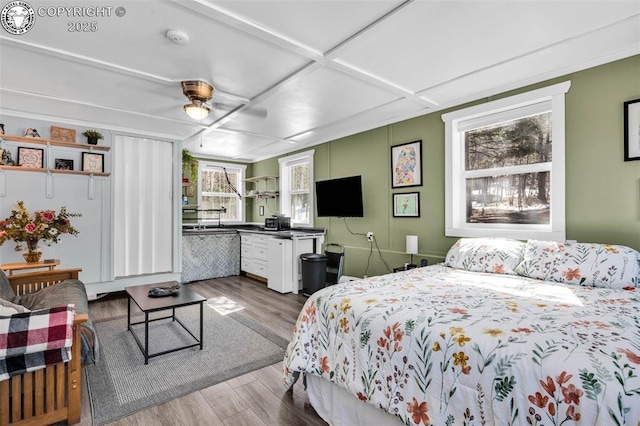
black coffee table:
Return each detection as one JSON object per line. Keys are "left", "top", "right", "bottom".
{"left": 125, "top": 282, "right": 206, "bottom": 364}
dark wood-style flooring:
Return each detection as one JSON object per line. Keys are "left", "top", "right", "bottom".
{"left": 79, "top": 275, "right": 327, "bottom": 426}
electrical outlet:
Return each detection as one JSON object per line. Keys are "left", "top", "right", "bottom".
{"left": 366, "top": 231, "right": 373, "bottom": 241}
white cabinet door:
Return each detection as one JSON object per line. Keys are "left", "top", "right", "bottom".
{"left": 267, "top": 238, "right": 292, "bottom": 293}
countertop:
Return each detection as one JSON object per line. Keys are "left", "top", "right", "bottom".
{"left": 182, "top": 224, "right": 325, "bottom": 239}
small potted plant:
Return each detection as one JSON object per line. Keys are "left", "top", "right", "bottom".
{"left": 82, "top": 129, "right": 104, "bottom": 145}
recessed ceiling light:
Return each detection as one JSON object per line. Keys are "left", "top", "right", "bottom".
{"left": 166, "top": 29, "right": 189, "bottom": 45}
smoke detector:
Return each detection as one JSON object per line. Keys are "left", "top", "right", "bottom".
{"left": 166, "top": 29, "right": 189, "bottom": 45}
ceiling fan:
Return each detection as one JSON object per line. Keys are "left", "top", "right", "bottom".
{"left": 181, "top": 80, "right": 214, "bottom": 120}
{"left": 180, "top": 80, "right": 268, "bottom": 122}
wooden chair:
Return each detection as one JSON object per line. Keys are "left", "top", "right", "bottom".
{"left": 0, "top": 268, "right": 86, "bottom": 426}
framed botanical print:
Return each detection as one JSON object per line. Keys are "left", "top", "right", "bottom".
{"left": 624, "top": 98, "right": 640, "bottom": 161}
{"left": 391, "top": 140, "right": 422, "bottom": 188}
{"left": 393, "top": 192, "right": 420, "bottom": 217}
{"left": 82, "top": 152, "right": 104, "bottom": 173}
{"left": 17, "top": 147, "right": 44, "bottom": 168}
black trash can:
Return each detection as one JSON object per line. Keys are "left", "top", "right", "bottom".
{"left": 300, "top": 253, "right": 328, "bottom": 296}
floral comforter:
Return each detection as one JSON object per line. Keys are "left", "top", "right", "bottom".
{"left": 283, "top": 265, "right": 640, "bottom": 425}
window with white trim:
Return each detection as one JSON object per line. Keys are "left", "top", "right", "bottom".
{"left": 198, "top": 161, "right": 245, "bottom": 223}
{"left": 279, "top": 150, "right": 314, "bottom": 226}
{"left": 442, "top": 81, "right": 570, "bottom": 241}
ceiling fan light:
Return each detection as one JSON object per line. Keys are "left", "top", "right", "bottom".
{"left": 184, "top": 101, "right": 210, "bottom": 120}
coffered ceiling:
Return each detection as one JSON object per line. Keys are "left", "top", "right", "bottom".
{"left": 0, "top": 0, "right": 638, "bottom": 162}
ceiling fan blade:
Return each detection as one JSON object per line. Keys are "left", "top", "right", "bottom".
{"left": 210, "top": 102, "right": 268, "bottom": 120}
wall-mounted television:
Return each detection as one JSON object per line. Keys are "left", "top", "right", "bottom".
{"left": 316, "top": 175, "right": 364, "bottom": 217}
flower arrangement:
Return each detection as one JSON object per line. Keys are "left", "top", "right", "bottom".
{"left": 0, "top": 201, "right": 81, "bottom": 262}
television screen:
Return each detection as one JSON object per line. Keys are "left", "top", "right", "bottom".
{"left": 316, "top": 175, "right": 364, "bottom": 217}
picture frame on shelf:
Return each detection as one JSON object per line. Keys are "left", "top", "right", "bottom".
{"left": 624, "top": 98, "right": 640, "bottom": 161}
{"left": 81, "top": 152, "right": 104, "bottom": 173}
{"left": 54, "top": 158, "right": 74, "bottom": 170}
{"left": 17, "top": 147, "right": 44, "bottom": 168}
{"left": 23, "top": 128, "right": 41, "bottom": 138}
{"left": 393, "top": 192, "right": 420, "bottom": 217}
{"left": 391, "top": 140, "right": 422, "bottom": 188}
{"left": 50, "top": 126, "right": 76, "bottom": 143}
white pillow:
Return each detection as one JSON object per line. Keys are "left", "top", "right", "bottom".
{"left": 444, "top": 238, "right": 526, "bottom": 275}
{"left": 0, "top": 306, "right": 18, "bottom": 316}
{"left": 0, "top": 298, "right": 30, "bottom": 315}
{"left": 515, "top": 240, "right": 640, "bottom": 289}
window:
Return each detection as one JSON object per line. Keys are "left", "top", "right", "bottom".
{"left": 442, "top": 81, "right": 570, "bottom": 241}
{"left": 279, "top": 150, "right": 315, "bottom": 226}
{"left": 198, "top": 161, "right": 246, "bottom": 223}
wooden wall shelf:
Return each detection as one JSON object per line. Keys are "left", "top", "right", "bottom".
{"left": 0, "top": 134, "right": 110, "bottom": 151}
{"left": 0, "top": 165, "right": 110, "bottom": 177}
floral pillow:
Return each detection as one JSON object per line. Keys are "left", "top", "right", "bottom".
{"left": 515, "top": 240, "right": 640, "bottom": 289}
{"left": 444, "top": 238, "right": 526, "bottom": 275}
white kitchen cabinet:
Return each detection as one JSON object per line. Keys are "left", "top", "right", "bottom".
{"left": 239, "top": 232, "right": 273, "bottom": 280}
{"left": 239, "top": 230, "right": 324, "bottom": 293}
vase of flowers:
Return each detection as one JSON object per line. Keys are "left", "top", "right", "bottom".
{"left": 23, "top": 238, "right": 41, "bottom": 262}
{"left": 0, "top": 201, "right": 81, "bottom": 263}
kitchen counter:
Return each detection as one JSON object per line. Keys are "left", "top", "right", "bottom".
{"left": 181, "top": 224, "right": 325, "bottom": 293}
{"left": 182, "top": 225, "right": 325, "bottom": 238}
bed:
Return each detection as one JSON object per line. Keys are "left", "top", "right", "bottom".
{"left": 284, "top": 238, "right": 640, "bottom": 425}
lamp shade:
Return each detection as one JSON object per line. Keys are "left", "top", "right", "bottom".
{"left": 406, "top": 235, "right": 418, "bottom": 254}
{"left": 183, "top": 101, "right": 210, "bottom": 120}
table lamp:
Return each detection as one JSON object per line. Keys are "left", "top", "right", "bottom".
{"left": 406, "top": 235, "right": 418, "bottom": 268}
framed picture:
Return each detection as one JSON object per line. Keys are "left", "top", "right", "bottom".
{"left": 391, "top": 140, "right": 422, "bottom": 188}
{"left": 393, "top": 192, "right": 420, "bottom": 217}
{"left": 17, "top": 147, "right": 44, "bottom": 168}
{"left": 50, "top": 126, "right": 76, "bottom": 143}
{"left": 81, "top": 152, "right": 104, "bottom": 173}
{"left": 54, "top": 158, "right": 74, "bottom": 170}
{"left": 624, "top": 98, "right": 640, "bottom": 161}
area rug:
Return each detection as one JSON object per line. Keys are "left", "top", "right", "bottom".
{"left": 85, "top": 304, "right": 289, "bottom": 425}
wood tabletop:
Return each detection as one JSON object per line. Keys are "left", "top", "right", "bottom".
{"left": 125, "top": 282, "right": 206, "bottom": 313}
{"left": 1, "top": 259, "right": 60, "bottom": 275}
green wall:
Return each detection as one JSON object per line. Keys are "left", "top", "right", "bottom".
{"left": 249, "top": 55, "right": 640, "bottom": 278}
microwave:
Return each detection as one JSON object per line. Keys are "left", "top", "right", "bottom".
{"left": 264, "top": 215, "right": 290, "bottom": 231}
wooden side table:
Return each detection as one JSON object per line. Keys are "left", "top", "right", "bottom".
{"left": 1, "top": 259, "right": 60, "bottom": 276}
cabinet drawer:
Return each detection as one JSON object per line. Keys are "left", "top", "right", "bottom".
{"left": 252, "top": 234, "right": 271, "bottom": 247}
{"left": 241, "top": 245, "right": 252, "bottom": 256}
{"left": 253, "top": 246, "right": 268, "bottom": 260}
{"left": 240, "top": 234, "right": 252, "bottom": 244}
{"left": 241, "top": 259, "right": 252, "bottom": 272}
{"left": 253, "top": 261, "right": 268, "bottom": 278}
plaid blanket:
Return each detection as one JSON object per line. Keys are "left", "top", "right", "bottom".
{"left": 0, "top": 304, "right": 75, "bottom": 381}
